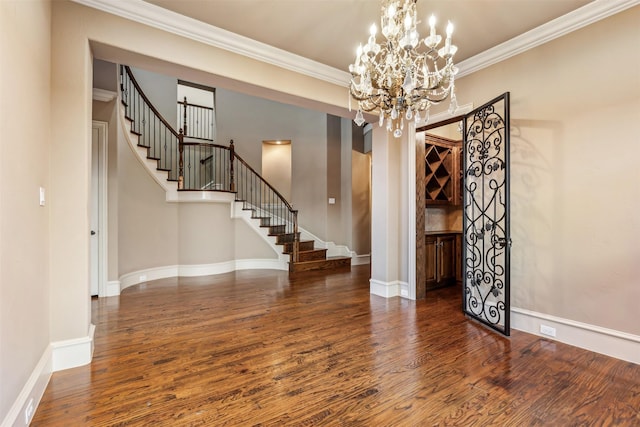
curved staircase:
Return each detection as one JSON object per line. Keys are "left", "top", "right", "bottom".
{"left": 120, "top": 65, "right": 350, "bottom": 274}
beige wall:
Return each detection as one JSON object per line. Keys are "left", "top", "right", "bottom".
{"left": 326, "top": 115, "right": 342, "bottom": 243}
{"left": 454, "top": 6, "right": 640, "bottom": 335}
{"left": 351, "top": 150, "right": 371, "bottom": 255}
{"left": 116, "top": 124, "right": 180, "bottom": 275}
{"left": 0, "top": 0, "right": 51, "bottom": 420}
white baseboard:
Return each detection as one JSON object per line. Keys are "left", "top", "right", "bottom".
{"left": 1, "top": 346, "right": 52, "bottom": 427}
{"left": 511, "top": 307, "right": 640, "bottom": 365}
{"left": 120, "top": 259, "right": 288, "bottom": 291}
{"left": 370, "top": 279, "right": 405, "bottom": 298}
{"left": 51, "top": 324, "right": 96, "bottom": 372}
{"left": 351, "top": 254, "right": 370, "bottom": 266}
{"left": 106, "top": 280, "right": 121, "bottom": 296}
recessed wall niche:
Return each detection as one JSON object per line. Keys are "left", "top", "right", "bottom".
{"left": 261, "top": 140, "right": 292, "bottom": 201}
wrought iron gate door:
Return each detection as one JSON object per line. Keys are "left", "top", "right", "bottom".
{"left": 462, "top": 93, "right": 511, "bottom": 336}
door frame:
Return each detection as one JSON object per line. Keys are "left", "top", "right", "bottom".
{"left": 412, "top": 104, "right": 473, "bottom": 300}
{"left": 91, "top": 120, "right": 109, "bottom": 297}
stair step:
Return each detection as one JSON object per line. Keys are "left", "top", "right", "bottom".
{"left": 257, "top": 217, "right": 271, "bottom": 227}
{"left": 266, "top": 225, "right": 286, "bottom": 235}
{"left": 294, "top": 249, "right": 327, "bottom": 262}
{"left": 157, "top": 167, "right": 171, "bottom": 172}
{"left": 283, "top": 240, "right": 314, "bottom": 253}
{"left": 289, "top": 256, "right": 351, "bottom": 273}
{"left": 147, "top": 156, "right": 161, "bottom": 161}
{"left": 131, "top": 130, "right": 142, "bottom": 136}
{"left": 275, "top": 232, "right": 301, "bottom": 245}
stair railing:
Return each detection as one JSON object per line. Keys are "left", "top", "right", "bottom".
{"left": 120, "top": 65, "right": 185, "bottom": 188}
{"left": 120, "top": 66, "right": 298, "bottom": 261}
{"left": 178, "top": 96, "right": 215, "bottom": 141}
{"left": 230, "top": 140, "right": 299, "bottom": 263}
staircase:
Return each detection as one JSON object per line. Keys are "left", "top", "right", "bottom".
{"left": 120, "top": 65, "right": 350, "bottom": 274}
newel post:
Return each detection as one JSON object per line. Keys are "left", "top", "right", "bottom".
{"left": 229, "top": 139, "right": 235, "bottom": 192}
{"left": 178, "top": 129, "right": 184, "bottom": 190}
{"left": 292, "top": 210, "right": 299, "bottom": 263}
{"left": 182, "top": 96, "right": 188, "bottom": 137}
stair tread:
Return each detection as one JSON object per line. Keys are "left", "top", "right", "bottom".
{"left": 285, "top": 248, "right": 325, "bottom": 254}
{"left": 291, "top": 256, "right": 350, "bottom": 265}
{"left": 288, "top": 256, "right": 351, "bottom": 273}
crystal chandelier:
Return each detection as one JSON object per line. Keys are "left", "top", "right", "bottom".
{"left": 349, "top": 0, "right": 459, "bottom": 137}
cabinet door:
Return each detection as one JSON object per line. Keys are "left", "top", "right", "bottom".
{"left": 425, "top": 236, "right": 437, "bottom": 288}
{"left": 439, "top": 235, "right": 456, "bottom": 283}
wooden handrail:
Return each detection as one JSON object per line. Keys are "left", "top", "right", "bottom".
{"left": 181, "top": 142, "right": 228, "bottom": 149}
{"left": 177, "top": 99, "right": 214, "bottom": 111}
{"left": 232, "top": 145, "right": 295, "bottom": 212}
{"left": 122, "top": 66, "right": 180, "bottom": 138}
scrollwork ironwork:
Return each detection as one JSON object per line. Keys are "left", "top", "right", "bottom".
{"left": 463, "top": 94, "right": 510, "bottom": 336}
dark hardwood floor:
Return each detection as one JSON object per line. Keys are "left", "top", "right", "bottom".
{"left": 32, "top": 266, "right": 639, "bottom": 426}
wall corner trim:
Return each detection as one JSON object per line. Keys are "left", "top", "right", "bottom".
{"left": 511, "top": 307, "right": 640, "bottom": 365}
{"left": 51, "top": 324, "right": 96, "bottom": 372}
{"left": 0, "top": 346, "right": 52, "bottom": 427}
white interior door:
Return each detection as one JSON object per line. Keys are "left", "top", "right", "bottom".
{"left": 90, "top": 127, "right": 100, "bottom": 296}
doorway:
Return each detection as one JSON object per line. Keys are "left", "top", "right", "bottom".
{"left": 91, "top": 121, "right": 108, "bottom": 297}
{"left": 415, "top": 93, "right": 512, "bottom": 336}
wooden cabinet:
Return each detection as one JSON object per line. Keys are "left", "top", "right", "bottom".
{"left": 425, "top": 232, "right": 460, "bottom": 290}
{"left": 425, "top": 134, "right": 462, "bottom": 206}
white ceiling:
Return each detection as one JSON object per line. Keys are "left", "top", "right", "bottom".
{"left": 143, "top": 0, "right": 594, "bottom": 71}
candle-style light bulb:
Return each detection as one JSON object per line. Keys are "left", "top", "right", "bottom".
{"left": 429, "top": 14, "right": 436, "bottom": 37}
{"left": 370, "top": 23, "right": 377, "bottom": 36}
{"left": 445, "top": 21, "right": 453, "bottom": 47}
{"left": 404, "top": 12, "right": 412, "bottom": 30}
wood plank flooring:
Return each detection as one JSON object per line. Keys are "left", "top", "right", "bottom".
{"left": 32, "top": 266, "right": 639, "bottom": 426}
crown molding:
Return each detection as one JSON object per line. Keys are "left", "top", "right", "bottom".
{"left": 73, "top": 0, "right": 638, "bottom": 87}
{"left": 456, "top": 0, "right": 640, "bottom": 77}
{"left": 92, "top": 88, "right": 117, "bottom": 102}
{"left": 73, "top": 0, "right": 350, "bottom": 86}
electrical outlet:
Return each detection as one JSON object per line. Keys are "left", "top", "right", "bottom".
{"left": 25, "top": 398, "right": 34, "bottom": 424}
{"left": 540, "top": 324, "right": 556, "bottom": 337}
{"left": 139, "top": 274, "right": 147, "bottom": 282}
{"left": 400, "top": 289, "right": 409, "bottom": 297}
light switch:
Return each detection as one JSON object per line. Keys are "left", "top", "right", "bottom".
{"left": 328, "top": 198, "right": 336, "bottom": 205}
{"left": 39, "top": 187, "right": 45, "bottom": 206}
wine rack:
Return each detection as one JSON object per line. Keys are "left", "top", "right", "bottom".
{"left": 424, "top": 134, "right": 461, "bottom": 206}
